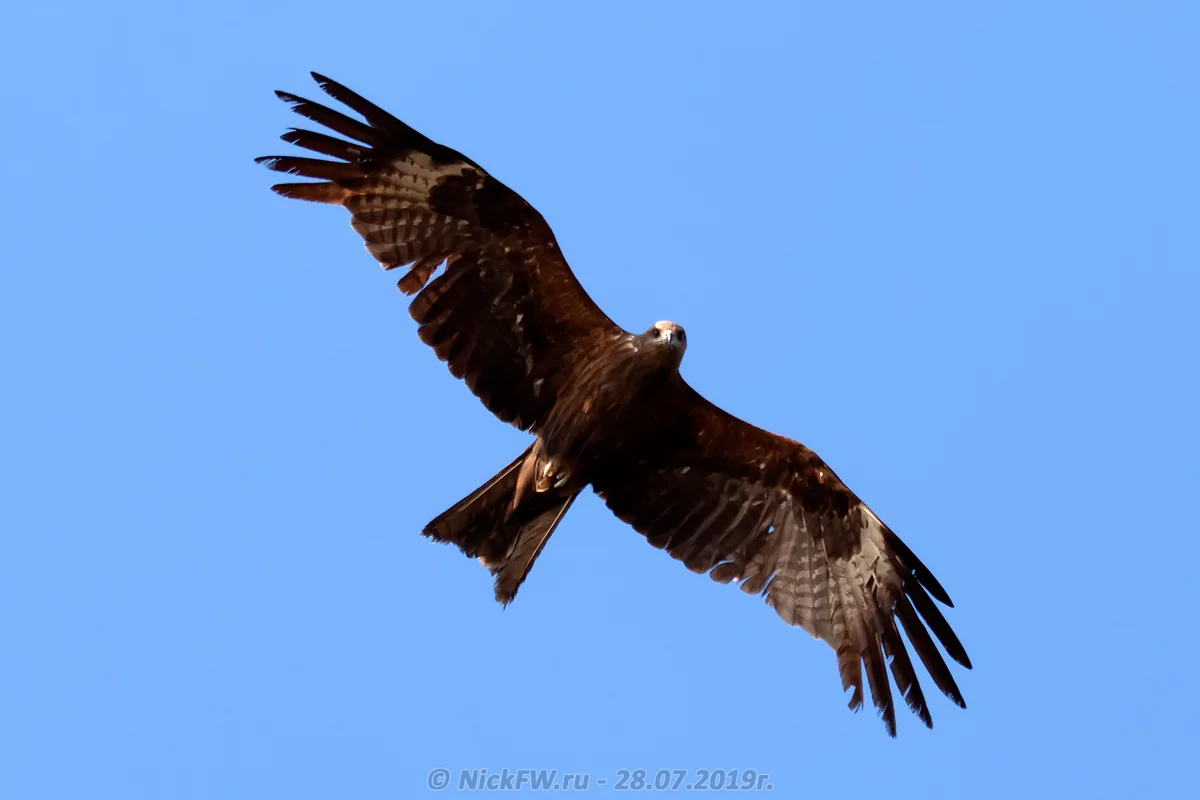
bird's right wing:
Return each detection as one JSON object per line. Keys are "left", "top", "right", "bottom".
{"left": 258, "top": 73, "right": 620, "bottom": 431}
{"left": 593, "top": 381, "right": 971, "bottom": 736}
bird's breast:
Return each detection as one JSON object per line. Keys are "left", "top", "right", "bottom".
{"left": 538, "top": 344, "right": 678, "bottom": 474}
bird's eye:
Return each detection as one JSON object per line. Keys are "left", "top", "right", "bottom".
{"left": 678, "top": 331, "right": 686, "bottom": 342}
{"left": 651, "top": 328, "right": 660, "bottom": 338}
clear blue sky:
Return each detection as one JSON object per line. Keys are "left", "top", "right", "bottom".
{"left": 2, "top": 1, "right": 1198, "bottom": 797}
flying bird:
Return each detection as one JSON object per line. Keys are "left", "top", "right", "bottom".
{"left": 258, "top": 73, "right": 971, "bottom": 736}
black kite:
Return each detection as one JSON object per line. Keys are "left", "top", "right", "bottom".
{"left": 258, "top": 73, "right": 971, "bottom": 735}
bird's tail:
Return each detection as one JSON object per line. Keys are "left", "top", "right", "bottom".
{"left": 422, "top": 446, "right": 578, "bottom": 606}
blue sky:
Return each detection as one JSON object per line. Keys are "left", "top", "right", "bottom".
{"left": 3, "top": 1, "right": 1198, "bottom": 797}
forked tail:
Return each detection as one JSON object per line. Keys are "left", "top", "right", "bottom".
{"left": 422, "top": 446, "right": 578, "bottom": 605}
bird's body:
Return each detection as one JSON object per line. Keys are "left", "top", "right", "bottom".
{"left": 536, "top": 323, "right": 686, "bottom": 481}
{"left": 259, "top": 73, "right": 972, "bottom": 736}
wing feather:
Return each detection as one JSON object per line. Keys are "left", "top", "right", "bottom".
{"left": 883, "top": 616, "right": 932, "bottom": 727}
{"left": 273, "top": 90, "right": 387, "bottom": 147}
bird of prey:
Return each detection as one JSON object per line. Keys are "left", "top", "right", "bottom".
{"left": 258, "top": 73, "right": 971, "bottom": 736}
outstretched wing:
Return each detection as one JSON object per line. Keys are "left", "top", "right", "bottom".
{"left": 593, "top": 382, "right": 971, "bottom": 736}
{"left": 258, "top": 73, "right": 618, "bottom": 431}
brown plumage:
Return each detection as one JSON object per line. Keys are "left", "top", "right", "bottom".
{"left": 258, "top": 73, "right": 971, "bottom": 736}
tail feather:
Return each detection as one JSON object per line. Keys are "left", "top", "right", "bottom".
{"left": 423, "top": 446, "right": 578, "bottom": 605}
{"left": 422, "top": 448, "right": 528, "bottom": 565}
{"left": 492, "top": 493, "right": 577, "bottom": 605}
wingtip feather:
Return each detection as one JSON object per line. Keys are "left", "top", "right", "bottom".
{"left": 268, "top": 182, "right": 349, "bottom": 203}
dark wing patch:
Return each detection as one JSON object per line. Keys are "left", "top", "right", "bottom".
{"left": 258, "top": 73, "right": 618, "bottom": 431}
{"left": 593, "top": 382, "right": 971, "bottom": 736}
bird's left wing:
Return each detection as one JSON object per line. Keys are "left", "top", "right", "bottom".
{"left": 257, "top": 73, "right": 619, "bottom": 432}
{"left": 592, "top": 382, "right": 971, "bottom": 736}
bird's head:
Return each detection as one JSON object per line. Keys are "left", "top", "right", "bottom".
{"left": 642, "top": 320, "right": 687, "bottom": 368}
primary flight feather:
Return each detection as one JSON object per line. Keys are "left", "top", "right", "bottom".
{"left": 258, "top": 73, "right": 971, "bottom": 736}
